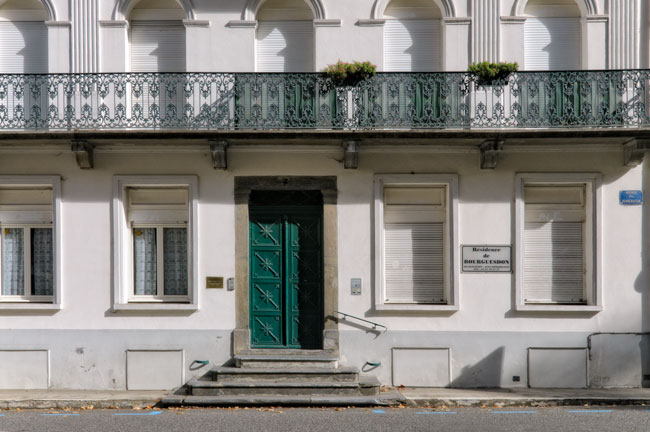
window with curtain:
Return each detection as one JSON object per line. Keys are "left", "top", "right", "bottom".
{"left": 0, "top": 186, "right": 54, "bottom": 300}
{"left": 127, "top": 187, "right": 189, "bottom": 300}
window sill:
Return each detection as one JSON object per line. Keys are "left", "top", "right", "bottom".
{"left": 0, "top": 302, "right": 60, "bottom": 311}
{"left": 112, "top": 302, "right": 198, "bottom": 312}
{"left": 375, "top": 303, "right": 459, "bottom": 312}
{"left": 515, "top": 304, "right": 602, "bottom": 312}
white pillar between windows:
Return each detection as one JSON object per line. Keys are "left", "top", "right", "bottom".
{"left": 500, "top": 17, "right": 525, "bottom": 66}
{"left": 584, "top": 15, "right": 608, "bottom": 70}
{"left": 609, "top": 0, "right": 640, "bottom": 69}
{"left": 442, "top": 18, "right": 471, "bottom": 71}
{"left": 98, "top": 21, "right": 128, "bottom": 72}
{"left": 184, "top": 20, "right": 211, "bottom": 72}
{"left": 45, "top": 22, "right": 71, "bottom": 74}
{"left": 471, "top": 0, "right": 500, "bottom": 63}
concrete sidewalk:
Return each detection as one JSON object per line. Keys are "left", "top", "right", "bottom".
{"left": 0, "top": 390, "right": 167, "bottom": 409}
{"left": 401, "top": 388, "right": 650, "bottom": 407}
{"left": 0, "top": 388, "right": 648, "bottom": 409}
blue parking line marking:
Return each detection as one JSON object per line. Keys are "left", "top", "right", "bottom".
{"left": 114, "top": 411, "right": 163, "bottom": 416}
{"left": 41, "top": 414, "right": 80, "bottom": 417}
{"left": 372, "top": 410, "right": 385, "bottom": 414}
{"left": 567, "top": 410, "right": 612, "bottom": 413}
{"left": 416, "top": 411, "right": 457, "bottom": 415}
{"left": 491, "top": 411, "right": 537, "bottom": 414}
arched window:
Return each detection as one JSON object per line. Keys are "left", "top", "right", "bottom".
{"left": 128, "top": 0, "right": 186, "bottom": 72}
{"left": 524, "top": 0, "right": 581, "bottom": 70}
{"left": 383, "top": 0, "right": 442, "bottom": 72}
{"left": 255, "top": 0, "right": 314, "bottom": 72}
{"left": 0, "top": 0, "right": 48, "bottom": 74}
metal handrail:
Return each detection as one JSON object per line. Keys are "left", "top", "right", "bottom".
{"left": 1, "top": 70, "right": 648, "bottom": 131}
{"left": 334, "top": 311, "right": 387, "bottom": 332}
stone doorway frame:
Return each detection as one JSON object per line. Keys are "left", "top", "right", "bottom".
{"left": 232, "top": 176, "right": 339, "bottom": 356}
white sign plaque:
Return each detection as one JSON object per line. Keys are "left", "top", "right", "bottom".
{"left": 462, "top": 245, "right": 512, "bottom": 273}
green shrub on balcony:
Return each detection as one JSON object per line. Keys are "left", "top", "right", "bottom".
{"left": 322, "top": 60, "right": 377, "bottom": 87}
{"left": 468, "top": 61, "right": 519, "bottom": 86}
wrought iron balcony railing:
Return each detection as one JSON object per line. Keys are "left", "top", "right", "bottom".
{"left": 0, "top": 71, "right": 648, "bottom": 131}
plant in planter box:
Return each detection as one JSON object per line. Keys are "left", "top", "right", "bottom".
{"left": 468, "top": 61, "right": 519, "bottom": 86}
{"left": 322, "top": 60, "right": 377, "bottom": 87}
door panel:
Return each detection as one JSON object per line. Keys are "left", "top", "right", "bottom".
{"left": 250, "top": 206, "right": 323, "bottom": 349}
{"left": 250, "top": 214, "right": 284, "bottom": 348}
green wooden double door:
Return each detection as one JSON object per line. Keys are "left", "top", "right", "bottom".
{"left": 249, "top": 197, "right": 323, "bottom": 349}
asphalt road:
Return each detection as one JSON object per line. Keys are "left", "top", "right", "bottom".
{"left": 0, "top": 406, "right": 649, "bottom": 431}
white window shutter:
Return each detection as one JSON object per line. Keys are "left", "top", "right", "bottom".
{"left": 256, "top": 21, "right": 314, "bottom": 72}
{"left": 0, "top": 21, "right": 48, "bottom": 74}
{"left": 384, "top": 222, "right": 444, "bottom": 303}
{"left": 524, "top": 221, "right": 584, "bottom": 303}
{"left": 126, "top": 187, "right": 189, "bottom": 225}
{"left": 524, "top": 17, "right": 581, "bottom": 70}
{"left": 130, "top": 21, "right": 186, "bottom": 72}
{"left": 384, "top": 19, "right": 441, "bottom": 72}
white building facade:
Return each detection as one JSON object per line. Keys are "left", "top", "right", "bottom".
{"left": 0, "top": 0, "right": 649, "bottom": 391}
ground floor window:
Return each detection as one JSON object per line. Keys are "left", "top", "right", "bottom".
{"left": 112, "top": 176, "right": 198, "bottom": 310}
{"left": 0, "top": 177, "right": 61, "bottom": 305}
{"left": 374, "top": 174, "right": 458, "bottom": 311}
{"left": 515, "top": 173, "right": 601, "bottom": 311}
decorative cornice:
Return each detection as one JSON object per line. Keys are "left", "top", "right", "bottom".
{"left": 99, "top": 20, "right": 128, "bottom": 28}
{"left": 226, "top": 20, "right": 257, "bottom": 28}
{"left": 500, "top": 16, "right": 527, "bottom": 24}
{"left": 183, "top": 19, "right": 210, "bottom": 27}
{"left": 314, "top": 19, "right": 342, "bottom": 27}
{"left": 443, "top": 17, "right": 472, "bottom": 25}
{"left": 585, "top": 14, "right": 608, "bottom": 23}
{"left": 356, "top": 19, "right": 385, "bottom": 27}
{"left": 44, "top": 21, "right": 72, "bottom": 27}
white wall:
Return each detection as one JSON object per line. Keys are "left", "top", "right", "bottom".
{"left": 0, "top": 145, "right": 642, "bottom": 336}
{"left": 16, "top": 0, "right": 637, "bottom": 73}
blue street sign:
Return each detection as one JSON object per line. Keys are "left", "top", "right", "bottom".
{"left": 620, "top": 190, "right": 643, "bottom": 205}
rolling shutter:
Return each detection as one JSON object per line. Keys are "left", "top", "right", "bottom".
{"left": 256, "top": 21, "right": 314, "bottom": 72}
{"left": 130, "top": 21, "right": 186, "bottom": 72}
{"left": 523, "top": 185, "right": 586, "bottom": 303}
{"left": 383, "top": 186, "right": 446, "bottom": 304}
{"left": 384, "top": 19, "right": 441, "bottom": 72}
{"left": 0, "top": 22, "right": 48, "bottom": 74}
{"left": 385, "top": 223, "right": 444, "bottom": 303}
{"left": 524, "top": 222, "right": 584, "bottom": 303}
{"left": 524, "top": 17, "right": 581, "bottom": 70}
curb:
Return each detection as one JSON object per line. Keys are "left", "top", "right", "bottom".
{"left": 405, "top": 398, "right": 650, "bottom": 408}
{"left": 0, "top": 400, "right": 161, "bottom": 410}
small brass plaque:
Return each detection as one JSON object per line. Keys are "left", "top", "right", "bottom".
{"left": 206, "top": 277, "right": 224, "bottom": 289}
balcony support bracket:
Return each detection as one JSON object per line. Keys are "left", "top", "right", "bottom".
{"left": 71, "top": 140, "right": 94, "bottom": 169}
{"left": 623, "top": 139, "right": 650, "bottom": 167}
{"left": 210, "top": 140, "right": 229, "bottom": 170}
{"left": 343, "top": 140, "right": 360, "bottom": 169}
{"left": 480, "top": 139, "right": 503, "bottom": 170}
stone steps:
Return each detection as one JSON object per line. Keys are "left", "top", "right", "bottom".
{"left": 160, "top": 390, "right": 406, "bottom": 407}
{"left": 206, "top": 366, "right": 359, "bottom": 383}
{"left": 188, "top": 374, "right": 381, "bottom": 397}
{"left": 158, "top": 351, "right": 402, "bottom": 407}
{"left": 234, "top": 352, "right": 339, "bottom": 369}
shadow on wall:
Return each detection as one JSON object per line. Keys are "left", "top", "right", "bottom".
{"left": 450, "top": 346, "right": 504, "bottom": 388}
{"left": 17, "top": 23, "right": 48, "bottom": 74}
{"left": 634, "top": 154, "right": 650, "bottom": 388}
